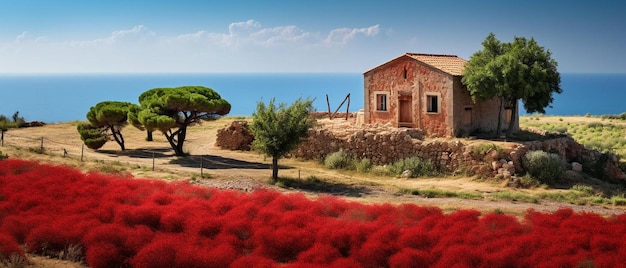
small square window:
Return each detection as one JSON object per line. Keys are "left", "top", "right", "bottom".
{"left": 376, "top": 94, "right": 387, "bottom": 111}
{"left": 427, "top": 95, "right": 439, "bottom": 113}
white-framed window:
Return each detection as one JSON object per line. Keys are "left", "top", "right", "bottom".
{"left": 426, "top": 93, "right": 440, "bottom": 114}
{"left": 376, "top": 93, "right": 387, "bottom": 111}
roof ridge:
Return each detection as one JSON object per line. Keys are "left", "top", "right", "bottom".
{"left": 405, "top": 52, "right": 459, "bottom": 58}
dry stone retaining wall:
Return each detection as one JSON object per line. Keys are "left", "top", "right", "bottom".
{"left": 215, "top": 120, "right": 626, "bottom": 182}
{"left": 293, "top": 125, "right": 477, "bottom": 173}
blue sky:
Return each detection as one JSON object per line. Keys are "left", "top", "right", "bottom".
{"left": 0, "top": 0, "right": 624, "bottom": 73}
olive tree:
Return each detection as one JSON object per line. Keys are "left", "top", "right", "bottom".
{"left": 130, "top": 86, "right": 231, "bottom": 156}
{"left": 251, "top": 98, "right": 315, "bottom": 181}
{"left": 77, "top": 101, "right": 137, "bottom": 150}
{"left": 462, "top": 33, "right": 562, "bottom": 137}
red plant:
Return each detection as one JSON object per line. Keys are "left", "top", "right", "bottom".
{"left": 0, "top": 232, "right": 24, "bottom": 260}
{"left": 2, "top": 159, "right": 626, "bottom": 267}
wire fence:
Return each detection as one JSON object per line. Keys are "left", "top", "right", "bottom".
{"left": 0, "top": 129, "right": 278, "bottom": 178}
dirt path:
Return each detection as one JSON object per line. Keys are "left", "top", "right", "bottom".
{"left": 1, "top": 118, "right": 625, "bottom": 217}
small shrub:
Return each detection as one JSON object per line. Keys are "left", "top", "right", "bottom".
{"left": 522, "top": 150, "right": 565, "bottom": 183}
{"left": 587, "top": 122, "right": 604, "bottom": 128}
{"left": 470, "top": 143, "right": 502, "bottom": 156}
{"left": 0, "top": 233, "right": 26, "bottom": 265}
{"left": 389, "top": 157, "right": 436, "bottom": 177}
{"left": 324, "top": 150, "right": 353, "bottom": 170}
{"left": 370, "top": 165, "right": 392, "bottom": 176}
{"left": 571, "top": 184, "right": 594, "bottom": 196}
{"left": 553, "top": 127, "right": 568, "bottom": 134}
{"left": 0, "top": 150, "right": 7, "bottom": 160}
{"left": 355, "top": 158, "right": 372, "bottom": 173}
{"left": 610, "top": 195, "right": 626, "bottom": 206}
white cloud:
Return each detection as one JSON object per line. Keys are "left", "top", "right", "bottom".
{"left": 15, "top": 32, "right": 28, "bottom": 43}
{"left": 228, "top": 19, "right": 261, "bottom": 37}
{"left": 0, "top": 20, "right": 382, "bottom": 73}
{"left": 68, "top": 25, "right": 156, "bottom": 48}
{"left": 325, "top": 25, "right": 380, "bottom": 45}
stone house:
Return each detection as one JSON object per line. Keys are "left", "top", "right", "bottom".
{"left": 363, "top": 53, "right": 518, "bottom": 137}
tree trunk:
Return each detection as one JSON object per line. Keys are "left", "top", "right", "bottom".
{"left": 164, "top": 126, "right": 188, "bottom": 156}
{"left": 505, "top": 100, "right": 518, "bottom": 138}
{"left": 271, "top": 157, "right": 279, "bottom": 181}
{"left": 176, "top": 126, "right": 187, "bottom": 156}
{"left": 164, "top": 132, "right": 182, "bottom": 156}
{"left": 146, "top": 130, "right": 153, "bottom": 141}
{"left": 495, "top": 97, "right": 503, "bottom": 139}
{"left": 110, "top": 126, "right": 125, "bottom": 151}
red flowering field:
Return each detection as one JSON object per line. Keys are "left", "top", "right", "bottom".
{"left": 1, "top": 159, "right": 626, "bottom": 267}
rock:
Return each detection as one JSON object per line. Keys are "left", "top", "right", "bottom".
{"left": 401, "top": 170, "right": 413, "bottom": 178}
{"left": 507, "top": 177, "right": 521, "bottom": 188}
{"left": 502, "top": 162, "right": 516, "bottom": 175}
{"left": 572, "top": 162, "right": 583, "bottom": 172}
{"left": 491, "top": 161, "right": 502, "bottom": 171}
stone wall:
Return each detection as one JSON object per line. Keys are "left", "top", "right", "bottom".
{"left": 511, "top": 136, "right": 626, "bottom": 182}
{"left": 216, "top": 120, "right": 626, "bottom": 182}
{"left": 293, "top": 123, "right": 487, "bottom": 173}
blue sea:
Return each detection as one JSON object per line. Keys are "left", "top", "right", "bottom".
{"left": 0, "top": 73, "right": 624, "bottom": 123}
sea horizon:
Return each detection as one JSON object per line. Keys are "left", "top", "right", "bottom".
{"left": 1, "top": 72, "right": 625, "bottom": 123}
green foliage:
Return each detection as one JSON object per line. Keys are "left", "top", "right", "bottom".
{"left": 610, "top": 195, "right": 626, "bottom": 206}
{"left": 369, "top": 165, "right": 393, "bottom": 176}
{"left": 323, "top": 150, "right": 372, "bottom": 173}
{"left": 83, "top": 101, "right": 137, "bottom": 151}
{"left": 470, "top": 143, "right": 502, "bottom": 156}
{"left": 522, "top": 150, "right": 565, "bottom": 183}
{"left": 77, "top": 122, "right": 107, "bottom": 150}
{"left": 132, "top": 86, "right": 231, "bottom": 156}
{"left": 0, "top": 150, "right": 7, "bottom": 160}
{"left": 571, "top": 184, "right": 595, "bottom": 196}
{"left": 355, "top": 158, "right": 372, "bottom": 173}
{"left": 389, "top": 156, "right": 437, "bottom": 177}
{"left": 462, "top": 33, "right": 561, "bottom": 137}
{"left": 520, "top": 116, "right": 626, "bottom": 159}
{"left": 324, "top": 150, "right": 353, "bottom": 169}
{"left": 86, "top": 101, "right": 134, "bottom": 128}
{"left": 251, "top": 98, "right": 315, "bottom": 180}
{"left": 0, "top": 111, "right": 26, "bottom": 129}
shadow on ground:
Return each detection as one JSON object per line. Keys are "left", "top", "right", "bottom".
{"left": 276, "top": 177, "right": 372, "bottom": 197}
{"left": 170, "top": 154, "right": 289, "bottom": 170}
{"left": 98, "top": 148, "right": 173, "bottom": 159}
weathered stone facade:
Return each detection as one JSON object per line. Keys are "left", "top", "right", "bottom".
{"left": 363, "top": 53, "right": 517, "bottom": 137}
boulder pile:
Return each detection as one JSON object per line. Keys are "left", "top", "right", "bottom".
{"left": 215, "top": 120, "right": 254, "bottom": 151}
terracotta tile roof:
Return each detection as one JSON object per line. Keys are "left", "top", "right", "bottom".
{"left": 405, "top": 53, "right": 467, "bottom": 76}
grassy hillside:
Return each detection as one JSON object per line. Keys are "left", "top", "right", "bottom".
{"left": 520, "top": 115, "right": 626, "bottom": 160}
